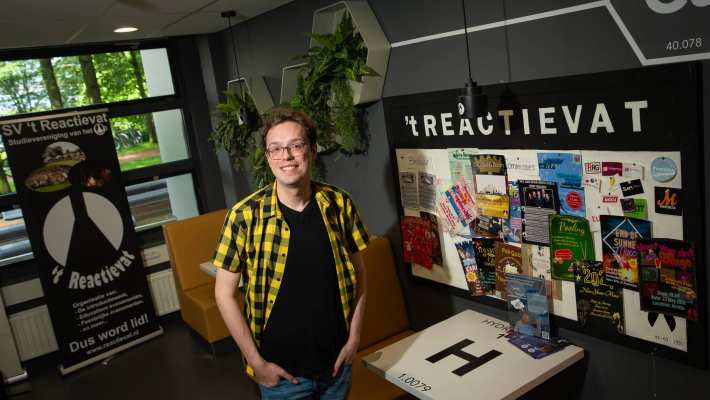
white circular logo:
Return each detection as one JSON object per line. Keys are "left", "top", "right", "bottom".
{"left": 43, "top": 193, "right": 123, "bottom": 267}
{"left": 94, "top": 123, "right": 107, "bottom": 136}
{"left": 457, "top": 102, "right": 465, "bottom": 116}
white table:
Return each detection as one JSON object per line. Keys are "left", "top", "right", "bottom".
{"left": 362, "top": 309, "right": 584, "bottom": 400}
{"left": 199, "top": 261, "right": 218, "bottom": 278}
{"left": 200, "top": 261, "right": 243, "bottom": 288}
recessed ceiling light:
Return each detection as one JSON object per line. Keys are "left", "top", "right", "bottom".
{"left": 114, "top": 26, "right": 138, "bottom": 33}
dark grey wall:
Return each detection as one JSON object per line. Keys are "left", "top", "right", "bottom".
{"left": 199, "top": 0, "right": 710, "bottom": 398}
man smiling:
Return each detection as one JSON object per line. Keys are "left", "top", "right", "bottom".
{"left": 213, "top": 107, "right": 370, "bottom": 399}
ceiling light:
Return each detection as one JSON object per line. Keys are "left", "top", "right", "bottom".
{"left": 114, "top": 27, "right": 138, "bottom": 33}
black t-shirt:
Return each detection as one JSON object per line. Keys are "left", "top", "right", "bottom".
{"left": 259, "top": 199, "right": 348, "bottom": 378}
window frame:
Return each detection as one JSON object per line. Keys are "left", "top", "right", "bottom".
{"left": 0, "top": 38, "right": 208, "bottom": 268}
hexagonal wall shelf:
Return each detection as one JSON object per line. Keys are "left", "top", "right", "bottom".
{"left": 310, "top": 1, "right": 390, "bottom": 105}
{"left": 227, "top": 76, "right": 274, "bottom": 115}
{"left": 279, "top": 63, "right": 306, "bottom": 104}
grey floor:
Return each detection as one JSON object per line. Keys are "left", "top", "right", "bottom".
{"left": 6, "top": 315, "right": 259, "bottom": 400}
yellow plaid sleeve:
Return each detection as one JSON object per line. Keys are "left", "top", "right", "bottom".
{"left": 343, "top": 193, "right": 370, "bottom": 254}
{"left": 212, "top": 207, "right": 247, "bottom": 273}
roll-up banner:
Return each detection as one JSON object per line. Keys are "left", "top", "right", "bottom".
{"left": 0, "top": 109, "right": 162, "bottom": 374}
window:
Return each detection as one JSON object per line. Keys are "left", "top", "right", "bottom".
{"left": 0, "top": 44, "right": 201, "bottom": 267}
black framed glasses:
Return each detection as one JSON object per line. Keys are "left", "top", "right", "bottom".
{"left": 265, "top": 141, "right": 309, "bottom": 160}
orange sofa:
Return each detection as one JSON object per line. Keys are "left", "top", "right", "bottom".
{"left": 351, "top": 236, "right": 414, "bottom": 399}
{"left": 163, "top": 209, "right": 241, "bottom": 344}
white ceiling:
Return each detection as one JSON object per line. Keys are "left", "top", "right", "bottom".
{"left": 0, "top": 0, "right": 294, "bottom": 50}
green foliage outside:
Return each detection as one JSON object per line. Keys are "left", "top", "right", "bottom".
{"left": 120, "top": 156, "right": 161, "bottom": 171}
{"left": 0, "top": 50, "right": 159, "bottom": 194}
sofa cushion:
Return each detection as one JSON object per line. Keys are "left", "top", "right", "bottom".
{"left": 358, "top": 237, "right": 410, "bottom": 350}
{"left": 163, "top": 209, "right": 228, "bottom": 292}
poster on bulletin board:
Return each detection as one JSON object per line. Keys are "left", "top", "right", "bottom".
{"left": 383, "top": 63, "right": 706, "bottom": 368}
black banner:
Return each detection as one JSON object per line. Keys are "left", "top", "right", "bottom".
{"left": 0, "top": 109, "right": 161, "bottom": 373}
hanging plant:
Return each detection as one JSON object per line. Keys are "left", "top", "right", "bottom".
{"left": 291, "top": 13, "right": 377, "bottom": 155}
{"left": 209, "top": 85, "right": 274, "bottom": 187}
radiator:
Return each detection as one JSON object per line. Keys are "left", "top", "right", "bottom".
{"left": 8, "top": 305, "right": 58, "bottom": 361}
{"left": 147, "top": 269, "right": 180, "bottom": 316}
{"left": 7, "top": 272, "right": 179, "bottom": 362}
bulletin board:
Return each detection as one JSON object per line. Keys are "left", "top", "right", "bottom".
{"left": 383, "top": 63, "right": 706, "bottom": 368}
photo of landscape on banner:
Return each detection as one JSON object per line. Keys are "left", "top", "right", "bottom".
{"left": 0, "top": 109, "right": 162, "bottom": 373}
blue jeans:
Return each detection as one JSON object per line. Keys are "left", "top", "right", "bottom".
{"left": 259, "top": 363, "right": 352, "bottom": 400}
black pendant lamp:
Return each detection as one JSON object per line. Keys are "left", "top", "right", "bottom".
{"left": 458, "top": 0, "right": 486, "bottom": 120}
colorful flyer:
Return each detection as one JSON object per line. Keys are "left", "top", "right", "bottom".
{"left": 621, "top": 198, "right": 648, "bottom": 219}
{"left": 506, "top": 273, "right": 551, "bottom": 340}
{"left": 518, "top": 180, "right": 560, "bottom": 246}
{"left": 496, "top": 243, "right": 523, "bottom": 296}
{"left": 471, "top": 154, "right": 507, "bottom": 195}
{"left": 451, "top": 180, "right": 478, "bottom": 224}
{"left": 474, "top": 215, "right": 505, "bottom": 239}
{"left": 504, "top": 152, "right": 540, "bottom": 181}
{"left": 522, "top": 244, "right": 560, "bottom": 300}
{"left": 549, "top": 215, "right": 594, "bottom": 281}
{"left": 508, "top": 333, "right": 571, "bottom": 359}
{"left": 420, "top": 212, "right": 443, "bottom": 266}
{"left": 476, "top": 193, "right": 509, "bottom": 218}
{"left": 436, "top": 195, "right": 459, "bottom": 235}
{"left": 600, "top": 215, "right": 652, "bottom": 289}
{"left": 619, "top": 179, "right": 644, "bottom": 197}
{"left": 440, "top": 182, "right": 477, "bottom": 235}
{"left": 453, "top": 238, "right": 485, "bottom": 296}
{"left": 398, "top": 171, "right": 418, "bottom": 210}
{"left": 400, "top": 216, "right": 433, "bottom": 269}
{"left": 537, "top": 152, "right": 582, "bottom": 188}
{"left": 654, "top": 186, "right": 683, "bottom": 216}
{"left": 574, "top": 261, "right": 625, "bottom": 336}
{"left": 472, "top": 238, "right": 499, "bottom": 294}
{"left": 505, "top": 181, "right": 523, "bottom": 243}
{"left": 448, "top": 148, "right": 477, "bottom": 192}
{"left": 637, "top": 239, "right": 697, "bottom": 320}
{"left": 417, "top": 172, "right": 438, "bottom": 212}
{"left": 559, "top": 185, "right": 586, "bottom": 217}
{"left": 602, "top": 162, "right": 623, "bottom": 176}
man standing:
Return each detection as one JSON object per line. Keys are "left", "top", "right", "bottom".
{"left": 213, "top": 107, "right": 370, "bottom": 399}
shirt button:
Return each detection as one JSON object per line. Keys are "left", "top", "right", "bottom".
{"left": 285, "top": 227, "right": 289, "bottom": 231}
{"left": 281, "top": 253, "right": 286, "bottom": 257}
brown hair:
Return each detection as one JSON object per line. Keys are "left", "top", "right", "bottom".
{"left": 261, "top": 107, "right": 317, "bottom": 147}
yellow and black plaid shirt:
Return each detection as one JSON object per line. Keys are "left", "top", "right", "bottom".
{"left": 213, "top": 181, "right": 370, "bottom": 350}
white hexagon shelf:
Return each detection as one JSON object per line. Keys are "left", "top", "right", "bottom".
{"left": 279, "top": 1, "right": 390, "bottom": 106}
{"left": 310, "top": 1, "right": 390, "bottom": 105}
{"left": 227, "top": 76, "right": 274, "bottom": 115}
{"left": 279, "top": 63, "right": 306, "bottom": 104}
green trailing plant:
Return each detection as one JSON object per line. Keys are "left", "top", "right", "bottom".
{"left": 209, "top": 86, "right": 261, "bottom": 159}
{"left": 291, "top": 13, "right": 377, "bottom": 154}
{"left": 210, "top": 85, "right": 275, "bottom": 187}
{"left": 248, "top": 146, "right": 274, "bottom": 189}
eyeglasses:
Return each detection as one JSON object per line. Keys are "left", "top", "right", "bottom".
{"left": 265, "top": 141, "right": 310, "bottom": 160}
